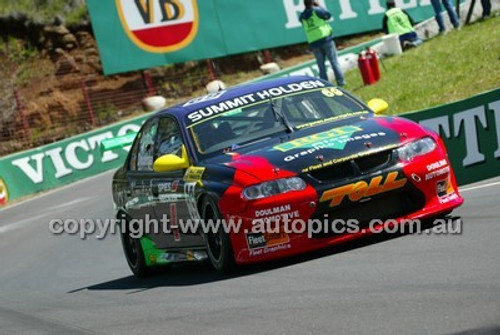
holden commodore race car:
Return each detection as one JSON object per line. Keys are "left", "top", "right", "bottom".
{"left": 109, "top": 76, "right": 463, "bottom": 277}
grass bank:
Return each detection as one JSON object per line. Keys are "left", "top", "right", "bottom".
{"left": 0, "top": 0, "right": 87, "bottom": 25}
{"left": 344, "top": 15, "right": 500, "bottom": 114}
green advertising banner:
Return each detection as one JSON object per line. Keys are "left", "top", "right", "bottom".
{"left": 87, "top": 0, "right": 442, "bottom": 74}
{"left": 0, "top": 115, "right": 149, "bottom": 205}
{"left": 404, "top": 89, "right": 500, "bottom": 186}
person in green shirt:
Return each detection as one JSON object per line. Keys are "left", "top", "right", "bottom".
{"left": 382, "top": 0, "right": 422, "bottom": 50}
{"left": 300, "top": 0, "right": 345, "bottom": 86}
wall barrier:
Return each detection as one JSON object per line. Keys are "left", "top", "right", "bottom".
{"left": 0, "top": 115, "right": 148, "bottom": 205}
{"left": 405, "top": 88, "right": 500, "bottom": 186}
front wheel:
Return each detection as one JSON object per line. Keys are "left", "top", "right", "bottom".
{"left": 201, "top": 197, "right": 235, "bottom": 274}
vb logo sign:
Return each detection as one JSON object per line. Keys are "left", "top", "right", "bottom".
{"left": 116, "top": 0, "right": 199, "bottom": 53}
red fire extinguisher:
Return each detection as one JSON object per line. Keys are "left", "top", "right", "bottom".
{"left": 365, "top": 47, "right": 381, "bottom": 82}
{"left": 358, "top": 52, "right": 375, "bottom": 86}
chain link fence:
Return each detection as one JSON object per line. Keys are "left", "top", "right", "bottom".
{"left": 0, "top": 66, "right": 216, "bottom": 156}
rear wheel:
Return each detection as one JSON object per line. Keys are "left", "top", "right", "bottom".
{"left": 120, "top": 219, "right": 153, "bottom": 278}
{"left": 201, "top": 197, "right": 235, "bottom": 274}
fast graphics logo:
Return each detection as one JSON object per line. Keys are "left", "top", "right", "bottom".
{"left": 246, "top": 232, "right": 290, "bottom": 250}
{"left": 0, "top": 178, "right": 8, "bottom": 206}
{"left": 116, "top": 0, "right": 199, "bottom": 53}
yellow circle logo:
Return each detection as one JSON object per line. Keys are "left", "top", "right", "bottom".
{"left": 116, "top": 0, "right": 199, "bottom": 53}
{"left": 0, "top": 178, "right": 8, "bottom": 206}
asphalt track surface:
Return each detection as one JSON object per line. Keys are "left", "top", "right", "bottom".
{"left": 1, "top": 172, "right": 499, "bottom": 335}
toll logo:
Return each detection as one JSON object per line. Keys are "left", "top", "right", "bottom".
{"left": 0, "top": 178, "right": 8, "bottom": 206}
{"left": 116, "top": 0, "right": 199, "bottom": 53}
{"left": 320, "top": 172, "right": 407, "bottom": 207}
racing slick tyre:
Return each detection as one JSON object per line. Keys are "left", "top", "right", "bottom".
{"left": 201, "top": 196, "right": 235, "bottom": 274}
{"left": 120, "top": 218, "right": 154, "bottom": 278}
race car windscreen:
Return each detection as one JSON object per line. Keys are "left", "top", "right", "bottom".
{"left": 189, "top": 88, "right": 366, "bottom": 157}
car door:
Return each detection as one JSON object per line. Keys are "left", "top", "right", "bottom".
{"left": 124, "top": 118, "right": 159, "bottom": 226}
{"left": 150, "top": 116, "right": 205, "bottom": 249}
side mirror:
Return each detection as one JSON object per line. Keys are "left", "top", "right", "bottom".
{"left": 367, "top": 98, "right": 389, "bottom": 115}
{"left": 153, "top": 145, "right": 189, "bottom": 173}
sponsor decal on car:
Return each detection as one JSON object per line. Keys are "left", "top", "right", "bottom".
{"left": 183, "top": 182, "right": 201, "bottom": 220}
{"left": 0, "top": 178, "right": 8, "bottom": 206}
{"left": 427, "top": 159, "right": 448, "bottom": 172}
{"left": 246, "top": 231, "right": 291, "bottom": 256}
{"left": 255, "top": 205, "right": 292, "bottom": 218}
{"left": 426, "top": 166, "right": 450, "bottom": 181}
{"left": 283, "top": 131, "right": 387, "bottom": 162}
{"left": 158, "top": 180, "right": 179, "bottom": 193}
{"left": 295, "top": 111, "right": 369, "bottom": 130}
{"left": 436, "top": 180, "right": 448, "bottom": 198}
{"left": 320, "top": 171, "right": 408, "bottom": 207}
{"left": 436, "top": 177, "right": 456, "bottom": 202}
{"left": 425, "top": 159, "right": 450, "bottom": 181}
{"left": 159, "top": 252, "right": 186, "bottom": 262}
{"left": 253, "top": 204, "right": 301, "bottom": 224}
{"left": 301, "top": 144, "right": 398, "bottom": 173}
{"left": 156, "top": 250, "right": 207, "bottom": 263}
{"left": 183, "top": 90, "right": 226, "bottom": 107}
{"left": 320, "top": 87, "right": 344, "bottom": 97}
{"left": 439, "top": 193, "right": 459, "bottom": 204}
{"left": 170, "top": 203, "right": 181, "bottom": 242}
{"left": 116, "top": 0, "right": 199, "bottom": 53}
{"left": 158, "top": 193, "right": 182, "bottom": 202}
{"left": 184, "top": 166, "right": 205, "bottom": 184}
{"left": 275, "top": 125, "right": 363, "bottom": 153}
{"left": 186, "top": 80, "right": 326, "bottom": 123}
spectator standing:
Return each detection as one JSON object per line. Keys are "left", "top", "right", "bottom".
{"left": 480, "top": 0, "right": 491, "bottom": 19}
{"left": 383, "top": 0, "right": 422, "bottom": 50}
{"left": 300, "top": 0, "right": 345, "bottom": 86}
{"left": 430, "top": 0, "right": 460, "bottom": 32}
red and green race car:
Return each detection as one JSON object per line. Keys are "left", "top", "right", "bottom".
{"left": 109, "top": 76, "right": 463, "bottom": 276}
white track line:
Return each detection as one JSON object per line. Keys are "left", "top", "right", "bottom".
{"left": 0, "top": 213, "right": 48, "bottom": 234}
{"left": 45, "top": 197, "right": 92, "bottom": 212}
{"left": 0, "top": 170, "right": 113, "bottom": 212}
{"left": 0, "top": 197, "right": 93, "bottom": 234}
{"left": 459, "top": 181, "right": 500, "bottom": 193}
